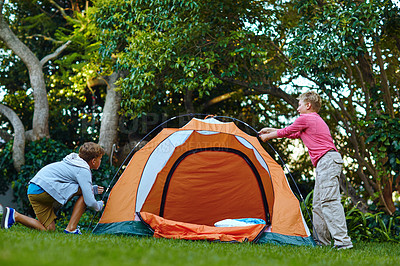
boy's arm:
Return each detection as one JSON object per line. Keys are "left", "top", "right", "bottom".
{"left": 258, "top": 125, "right": 301, "bottom": 142}
{"left": 92, "top": 185, "right": 104, "bottom": 195}
{"left": 258, "top": 127, "right": 278, "bottom": 135}
{"left": 259, "top": 130, "right": 278, "bottom": 142}
{"left": 277, "top": 115, "right": 307, "bottom": 139}
{"left": 77, "top": 171, "right": 104, "bottom": 211}
{"left": 258, "top": 127, "right": 279, "bottom": 142}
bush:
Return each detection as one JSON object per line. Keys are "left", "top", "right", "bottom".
{"left": 300, "top": 190, "right": 400, "bottom": 243}
{"left": 344, "top": 205, "right": 400, "bottom": 243}
{"left": 0, "top": 141, "right": 13, "bottom": 194}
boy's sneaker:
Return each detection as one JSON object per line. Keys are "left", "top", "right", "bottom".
{"left": 64, "top": 227, "right": 82, "bottom": 235}
{"left": 333, "top": 243, "right": 353, "bottom": 250}
{"left": 1, "top": 207, "right": 16, "bottom": 229}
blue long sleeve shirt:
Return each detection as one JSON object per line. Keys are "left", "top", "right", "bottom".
{"left": 29, "top": 153, "right": 103, "bottom": 211}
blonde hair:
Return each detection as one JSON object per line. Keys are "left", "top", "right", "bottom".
{"left": 79, "top": 142, "right": 105, "bottom": 163}
{"left": 297, "top": 91, "right": 322, "bottom": 112}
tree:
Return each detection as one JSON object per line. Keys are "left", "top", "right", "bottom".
{"left": 95, "top": 71, "right": 123, "bottom": 156}
{"left": 0, "top": 0, "right": 122, "bottom": 170}
{"left": 288, "top": 0, "right": 400, "bottom": 213}
{"left": 94, "top": 0, "right": 400, "bottom": 214}
{"left": 45, "top": 0, "right": 123, "bottom": 157}
{"left": 0, "top": 0, "right": 75, "bottom": 142}
{"left": 0, "top": 0, "right": 72, "bottom": 169}
{"left": 94, "top": 0, "right": 302, "bottom": 118}
{"left": 92, "top": 0, "right": 325, "bottom": 192}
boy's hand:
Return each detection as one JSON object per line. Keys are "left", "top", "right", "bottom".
{"left": 258, "top": 128, "right": 278, "bottom": 142}
{"left": 97, "top": 186, "right": 104, "bottom": 195}
{"left": 259, "top": 133, "right": 270, "bottom": 142}
{"left": 258, "top": 127, "right": 276, "bottom": 135}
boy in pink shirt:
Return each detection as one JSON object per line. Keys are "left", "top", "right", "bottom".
{"left": 259, "top": 91, "right": 353, "bottom": 249}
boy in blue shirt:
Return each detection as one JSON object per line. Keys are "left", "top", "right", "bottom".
{"left": 1, "top": 142, "right": 105, "bottom": 234}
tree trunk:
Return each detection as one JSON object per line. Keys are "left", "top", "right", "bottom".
{"left": 0, "top": 7, "right": 49, "bottom": 140}
{"left": 338, "top": 172, "right": 368, "bottom": 213}
{"left": 374, "top": 42, "right": 394, "bottom": 118}
{"left": 30, "top": 65, "right": 50, "bottom": 140}
{"left": 382, "top": 177, "right": 396, "bottom": 215}
{"left": 98, "top": 71, "right": 122, "bottom": 157}
{"left": 0, "top": 104, "right": 25, "bottom": 171}
{"left": 184, "top": 89, "right": 195, "bottom": 113}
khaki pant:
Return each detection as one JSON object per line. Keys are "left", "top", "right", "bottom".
{"left": 28, "top": 192, "right": 61, "bottom": 228}
{"left": 313, "top": 151, "right": 352, "bottom": 246}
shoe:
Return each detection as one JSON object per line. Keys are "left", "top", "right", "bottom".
{"left": 1, "top": 207, "right": 16, "bottom": 229}
{"left": 333, "top": 244, "right": 353, "bottom": 250}
{"left": 64, "top": 227, "right": 82, "bottom": 235}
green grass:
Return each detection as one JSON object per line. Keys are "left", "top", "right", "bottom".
{"left": 1, "top": 225, "right": 399, "bottom": 266}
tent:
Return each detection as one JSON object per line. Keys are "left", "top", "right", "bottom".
{"left": 93, "top": 117, "right": 315, "bottom": 246}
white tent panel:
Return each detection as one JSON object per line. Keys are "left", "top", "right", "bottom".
{"left": 235, "top": 136, "right": 271, "bottom": 176}
{"left": 192, "top": 117, "right": 227, "bottom": 124}
{"left": 136, "top": 130, "right": 193, "bottom": 211}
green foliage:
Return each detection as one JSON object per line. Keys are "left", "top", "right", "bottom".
{"left": 0, "top": 142, "right": 13, "bottom": 194}
{"left": 364, "top": 114, "right": 400, "bottom": 183}
{"left": 345, "top": 206, "right": 400, "bottom": 243}
{"left": 94, "top": 0, "right": 298, "bottom": 117}
{"left": 299, "top": 190, "right": 314, "bottom": 231}
{"left": 299, "top": 191, "right": 400, "bottom": 243}
{"left": 0, "top": 1, "right": 110, "bottom": 145}
{"left": 290, "top": 0, "right": 391, "bottom": 83}
{"left": 286, "top": 0, "right": 400, "bottom": 212}
{"left": 0, "top": 0, "right": 75, "bottom": 94}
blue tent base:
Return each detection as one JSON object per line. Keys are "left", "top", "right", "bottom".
{"left": 93, "top": 221, "right": 153, "bottom": 236}
{"left": 93, "top": 221, "right": 316, "bottom": 246}
{"left": 256, "top": 231, "right": 316, "bottom": 246}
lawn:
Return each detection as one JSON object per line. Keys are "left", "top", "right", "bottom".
{"left": 1, "top": 225, "right": 399, "bottom": 266}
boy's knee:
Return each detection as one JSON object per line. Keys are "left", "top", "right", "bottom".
{"left": 46, "top": 221, "right": 56, "bottom": 231}
{"left": 72, "top": 188, "right": 82, "bottom": 197}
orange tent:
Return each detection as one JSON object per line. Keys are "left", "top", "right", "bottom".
{"left": 93, "top": 118, "right": 315, "bottom": 246}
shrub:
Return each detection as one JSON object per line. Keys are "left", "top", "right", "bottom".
{"left": 344, "top": 206, "right": 400, "bottom": 243}
{"left": 300, "top": 190, "right": 400, "bottom": 243}
{"left": 0, "top": 141, "right": 13, "bottom": 194}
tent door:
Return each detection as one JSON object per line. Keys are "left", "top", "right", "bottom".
{"left": 159, "top": 147, "right": 270, "bottom": 225}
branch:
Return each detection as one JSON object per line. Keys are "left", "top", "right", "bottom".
{"left": 350, "top": 56, "right": 371, "bottom": 115}
{"left": 339, "top": 172, "right": 368, "bottom": 213}
{"left": 26, "top": 34, "right": 64, "bottom": 44}
{"left": 202, "top": 89, "right": 254, "bottom": 110}
{"left": 217, "top": 75, "right": 298, "bottom": 108}
{"left": 48, "top": 0, "right": 80, "bottom": 24}
{"left": 394, "top": 36, "right": 400, "bottom": 53}
{"left": 374, "top": 41, "right": 394, "bottom": 118}
{"left": 0, "top": 9, "right": 42, "bottom": 68}
{"left": 0, "top": 104, "right": 26, "bottom": 171}
{"left": 40, "top": 40, "right": 71, "bottom": 66}
{"left": 0, "top": 7, "right": 50, "bottom": 140}
{"left": 269, "top": 40, "right": 294, "bottom": 69}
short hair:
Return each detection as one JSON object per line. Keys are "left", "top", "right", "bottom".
{"left": 297, "top": 91, "right": 322, "bottom": 112}
{"left": 79, "top": 142, "right": 105, "bottom": 163}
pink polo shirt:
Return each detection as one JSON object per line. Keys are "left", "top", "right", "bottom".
{"left": 276, "top": 112, "right": 337, "bottom": 167}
